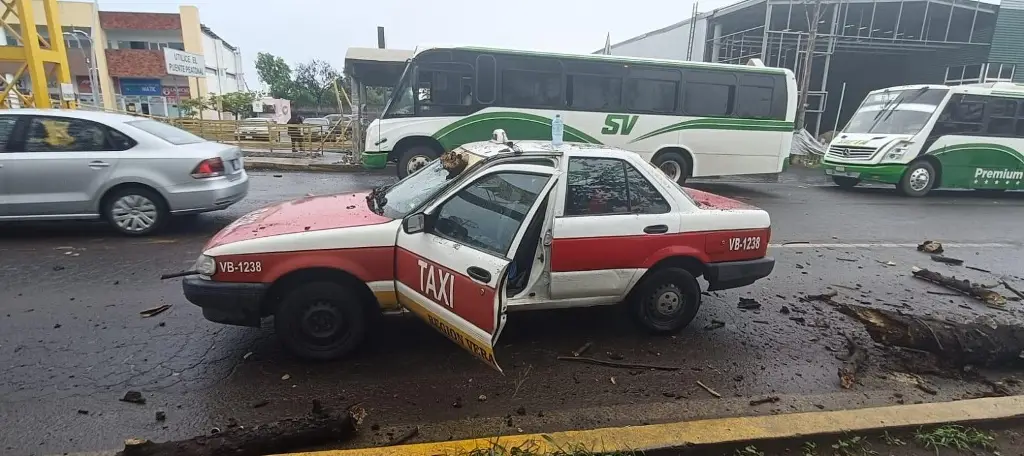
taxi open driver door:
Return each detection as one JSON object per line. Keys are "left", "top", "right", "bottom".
{"left": 394, "top": 164, "right": 559, "bottom": 372}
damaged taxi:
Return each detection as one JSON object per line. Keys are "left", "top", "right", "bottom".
{"left": 182, "top": 130, "right": 775, "bottom": 371}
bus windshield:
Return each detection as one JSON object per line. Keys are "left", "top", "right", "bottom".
{"left": 382, "top": 63, "right": 414, "bottom": 117}
{"left": 842, "top": 88, "right": 948, "bottom": 135}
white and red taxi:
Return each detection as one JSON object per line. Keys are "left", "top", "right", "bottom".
{"left": 183, "top": 131, "right": 774, "bottom": 371}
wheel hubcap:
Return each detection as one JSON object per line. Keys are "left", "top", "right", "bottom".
{"left": 654, "top": 290, "right": 683, "bottom": 316}
{"left": 659, "top": 161, "right": 682, "bottom": 181}
{"left": 301, "top": 301, "right": 343, "bottom": 339}
{"left": 111, "top": 195, "right": 158, "bottom": 232}
{"left": 909, "top": 167, "right": 931, "bottom": 192}
{"left": 407, "top": 155, "right": 431, "bottom": 175}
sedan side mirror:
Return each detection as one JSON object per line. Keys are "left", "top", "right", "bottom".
{"left": 404, "top": 213, "right": 425, "bottom": 234}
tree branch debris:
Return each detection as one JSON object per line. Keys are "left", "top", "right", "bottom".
{"left": 911, "top": 267, "right": 1006, "bottom": 307}
{"left": 117, "top": 402, "right": 365, "bottom": 456}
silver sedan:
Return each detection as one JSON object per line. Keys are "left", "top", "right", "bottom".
{"left": 0, "top": 109, "right": 249, "bottom": 236}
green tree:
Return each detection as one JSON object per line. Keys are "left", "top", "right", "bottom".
{"left": 178, "top": 96, "right": 212, "bottom": 118}
{"left": 212, "top": 91, "right": 258, "bottom": 119}
{"left": 255, "top": 52, "right": 295, "bottom": 99}
{"left": 294, "top": 59, "right": 339, "bottom": 115}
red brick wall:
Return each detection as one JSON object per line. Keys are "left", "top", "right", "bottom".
{"left": 99, "top": 12, "right": 181, "bottom": 30}
{"left": 105, "top": 49, "right": 167, "bottom": 78}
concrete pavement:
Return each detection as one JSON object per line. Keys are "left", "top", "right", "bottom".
{"left": 2, "top": 171, "right": 1024, "bottom": 455}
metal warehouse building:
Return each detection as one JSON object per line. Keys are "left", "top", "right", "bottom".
{"left": 604, "top": 0, "right": 1024, "bottom": 136}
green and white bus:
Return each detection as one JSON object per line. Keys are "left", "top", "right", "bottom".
{"left": 364, "top": 46, "right": 797, "bottom": 182}
{"left": 824, "top": 82, "right": 1024, "bottom": 197}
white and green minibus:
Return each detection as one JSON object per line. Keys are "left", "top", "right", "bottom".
{"left": 362, "top": 46, "right": 797, "bottom": 183}
{"left": 824, "top": 82, "right": 1024, "bottom": 196}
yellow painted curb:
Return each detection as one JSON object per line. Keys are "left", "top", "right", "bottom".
{"left": 278, "top": 396, "right": 1024, "bottom": 456}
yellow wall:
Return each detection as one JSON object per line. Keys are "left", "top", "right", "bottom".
{"left": 178, "top": 5, "right": 209, "bottom": 112}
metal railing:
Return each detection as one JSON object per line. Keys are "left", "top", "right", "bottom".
{"left": 165, "top": 119, "right": 355, "bottom": 154}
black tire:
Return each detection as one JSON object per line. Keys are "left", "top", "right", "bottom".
{"left": 832, "top": 176, "right": 861, "bottom": 188}
{"left": 397, "top": 145, "right": 440, "bottom": 179}
{"left": 274, "top": 281, "right": 367, "bottom": 361}
{"left": 629, "top": 267, "right": 702, "bottom": 333}
{"left": 102, "top": 186, "right": 169, "bottom": 236}
{"left": 898, "top": 160, "right": 937, "bottom": 197}
{"left": 652, "top": 151, "right": 691, "bottom": 184}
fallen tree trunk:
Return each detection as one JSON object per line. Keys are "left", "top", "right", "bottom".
{"left": 118, "top": 403, "right": 365, "bottom": 456}
{"left": 835, "top": 303, "right": 1024, "bottom": 367}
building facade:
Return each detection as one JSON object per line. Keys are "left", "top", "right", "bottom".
{"left": 1, "top": 1, "right": 246, "bottom": 116}
{"left": 604, "top": 0, "right": 1024, "bottom": 136}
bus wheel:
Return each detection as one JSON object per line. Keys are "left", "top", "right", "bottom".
{"left": 652, "top": 152, "right": 690, "bottom": 184}
{"left": 898, "top": 160, "right": 936, "bottom": 197}
{"left": 832, "top": 176, "right": 861, "bottom": 188}
{"left": 397, "top": 145, "right": 439, "bottom": 179}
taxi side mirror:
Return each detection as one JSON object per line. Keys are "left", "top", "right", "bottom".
{"left": 404, "top": 213, "right": 425, "bottom": 234}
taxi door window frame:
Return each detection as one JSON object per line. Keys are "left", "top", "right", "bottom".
{"left": 559, "top": 155, "right": 674, "bottom": 218}
{"left": 415, "top": 162, "right": 558, "bottom": 260}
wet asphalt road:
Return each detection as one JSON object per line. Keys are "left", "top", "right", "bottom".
{"left": 2, "top": 170, "right": 1024, "bottom": 455}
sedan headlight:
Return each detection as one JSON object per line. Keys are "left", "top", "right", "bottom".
{"left": 194, "top": 254, "right": 216, "bottom": 276}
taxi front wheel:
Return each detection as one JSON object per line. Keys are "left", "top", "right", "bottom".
{"left": 274, "top": 282, "right": 367, "bottom": 361}
{"left": 630, "top": 268, "right": 702, "bottom": 333}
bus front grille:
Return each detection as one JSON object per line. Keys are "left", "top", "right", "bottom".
{"left": 827, "top": 145, "right": 877, "bottom": 160}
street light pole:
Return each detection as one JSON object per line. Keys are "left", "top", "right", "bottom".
{"left": 63, "top": 30, "right": 98, "bottom": 107}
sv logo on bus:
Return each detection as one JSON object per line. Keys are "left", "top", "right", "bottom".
{"left": 602, "top": 114, "right": 639, "bottom": 135}
{"left": 728, "top": 237, "right": 762, "bottom": 251}
{"left": 418, "top": 259, "right": 455, "bottom": 309}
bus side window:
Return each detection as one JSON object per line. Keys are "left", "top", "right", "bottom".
{"left": 987, "top": 98, "right": 1017, "bottom": 136}
{"left": 935, "top": 96, "right": 984, "bottom": 135}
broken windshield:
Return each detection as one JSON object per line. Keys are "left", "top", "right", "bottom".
{"left": 376, "top": 150, "right": 472, "bottom": 218}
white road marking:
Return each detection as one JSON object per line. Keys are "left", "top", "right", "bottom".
{"left": 770, "top": 242, "right": 1018, "bottom": 249}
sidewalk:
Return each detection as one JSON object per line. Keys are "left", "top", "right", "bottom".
{"left": 282, "top": 396, "right": 1024, "bottom": 456}
{"left": 242, "top": 150, "right": 372, "bottom": 173}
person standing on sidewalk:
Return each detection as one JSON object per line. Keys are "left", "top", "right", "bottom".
{"left": 288, "top": 113, "right": 305, "bottom": 152}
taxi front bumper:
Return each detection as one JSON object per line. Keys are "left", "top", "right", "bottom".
{"left": 705, "top": 257, "right": 775, "bottom": 291}
{"left": 183, "top": 277, "right": 268, "bottom": 327}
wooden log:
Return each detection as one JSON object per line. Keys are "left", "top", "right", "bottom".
{"left": 911, "top": 268, "right": 1006, "bottom": 307}
{"left": 118, "top": 404, "right": 365, "bottom": 456}
{"left": 835, "top": 303, "right": 1024, "bottom": 367}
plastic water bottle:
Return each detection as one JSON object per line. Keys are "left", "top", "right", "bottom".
{"left": 551, "top": 114, "right": 564, "bottom": 147}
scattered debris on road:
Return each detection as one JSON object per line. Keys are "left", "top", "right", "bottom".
{"left": 572, "top": 341, "right": 592, "bottom": 357}
{"left": 155, "top": 411, "right": 166, "bottom": 422}
{"left": 836, "top": 257, "right": 857, "bottom": 262}
{"left": 696, "top": 380, "right": 721, "bottom": 398}
{"left": 251, "top": 400, "right": 270, "bottom": 409}
{"left": 911, "top": 267, "right": 1006, "bottom": 307}
{"left": 1001, "top": 280, "right": 1024, "bottom": 301}
{"left": 967, "top": 266, "right": 992, "bottom": 274}
{"left": 837, "top": 333, "right": 868, "bottom": 389}
{"left": 704, "top": 319, "right": 726, "bottom": 330}
{"left": 477, "top": 394, "right": 487, "bottom": 402}
{"left": 117, "top": 402, "right": 366, "bottom": 456}
{"left": 556, "top": 356, "right": 681, "bottom": 371}
{"left": 738, "top": 297, "right": 761, "bottom": 310}
{"left": 835, "top": 303, "right": 1024, "bottom": 366}
{"left": 918, "top": 240, "right": 944, "bottom": 254}
{"left": 120, "top": 391, "right": 146, "bottom": 405}
{"left": 801, "top": 291, "right": 838, "bottom": 303}
{"left": 139, "top": 305, "right": 171, "bottom": 318}
{"left": 281, "top": 374, "right": 291, "bottom": 381}
{"left": 749, "top": 396, "right": 781, "bottom": 406}
{"left": 931, "top": 254, "right": 964, "bottom": 266}
{"left": 77, "top": 409, "right": 89, "bottom": 415}
{"left": 388, "top": 426, "right": 419, "bottom": 446}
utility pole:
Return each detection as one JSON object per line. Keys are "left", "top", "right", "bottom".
{"left": 795, "top": 0, "right": 823, "bottom": 131}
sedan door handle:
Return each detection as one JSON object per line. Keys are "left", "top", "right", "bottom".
{"left": 466, "top": 266, "right": 492, "bottom": 283}
{"left": 644, "top": 224, "right": 669, "bottom": 234}
{"left": 88, "top": 161, "right": 110, "bottom": 168}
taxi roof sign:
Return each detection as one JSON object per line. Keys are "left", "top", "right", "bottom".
{"left": 491, "top": 129, "right": 509, "bottom": 144}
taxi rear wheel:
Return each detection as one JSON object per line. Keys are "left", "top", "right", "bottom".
{"left": 630, "top": 268, "right": 702, "bottom": 333}
{"left": 274, "top": 282, "right": 367, "bottom": 361}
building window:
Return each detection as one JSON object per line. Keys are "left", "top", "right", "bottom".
{"left": 945, "top": 63, "right": 1015, "bottom": 85}
{"left": 168, "top": 42, "right": 185, "bottom": 51}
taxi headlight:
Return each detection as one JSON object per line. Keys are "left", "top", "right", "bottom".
{"left": 194, "top": 254, "right": 216, "bottom": 276}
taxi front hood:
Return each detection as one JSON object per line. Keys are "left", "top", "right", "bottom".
{"left": 204, "top": 192, "right": 393, "bottom": 250}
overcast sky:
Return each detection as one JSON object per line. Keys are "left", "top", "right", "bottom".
{"left": 89, "top": 0, "right": 738, "bottom": 90}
